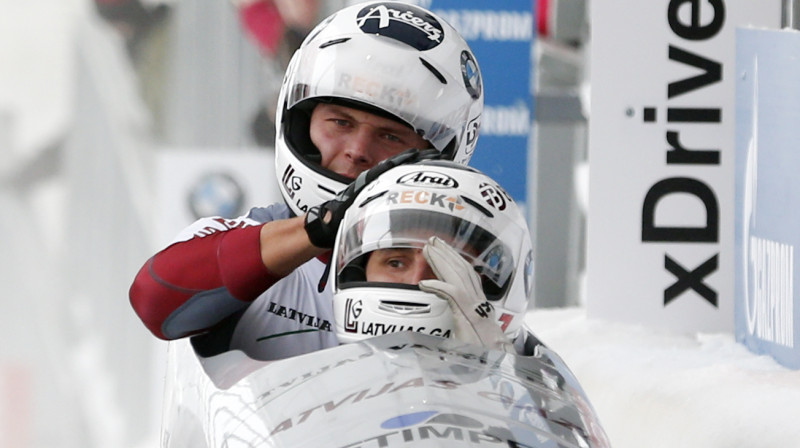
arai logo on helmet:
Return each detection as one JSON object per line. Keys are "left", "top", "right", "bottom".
{"left": 356, "top": 2, "right": 444, "bottom": 51}
{"left": 397, "top": 171, "right": 458, "bottom": 188}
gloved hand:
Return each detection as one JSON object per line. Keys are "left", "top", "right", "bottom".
{"left": 304, "top": 148, "right": 440, "bottom": 248}
{"left": 419, "top": 236, "right": 514, "bottom": 353}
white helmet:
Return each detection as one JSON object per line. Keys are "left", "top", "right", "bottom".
{"left": 274, "top": 1, "right": 484, "bottom": 216}
{"left": 331, "top": 160, "right": 535, "bottom": 344}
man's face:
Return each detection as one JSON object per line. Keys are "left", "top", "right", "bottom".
{"left": 363, "top": 231, "right": 478, "bottom": 286}
{"left": 309, "top": 103, "right": 431, "bottom": 179}
{"left": 365, "top": 247, "right": 436, "bottom": 285}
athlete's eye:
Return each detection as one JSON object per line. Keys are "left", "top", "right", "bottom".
{"left": 333, "top": 118, "right": 352, "bottom": 128}
{"left": 386, "top": 258, "right": 406, "bottom": 269}
{"left": 382, "top": 133, "right": 402, "bottom": 143}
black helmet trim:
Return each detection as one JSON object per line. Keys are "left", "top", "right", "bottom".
{"left": 356, "top": 2, "right": 445, "bottom": 51}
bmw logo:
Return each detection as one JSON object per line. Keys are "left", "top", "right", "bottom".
{"left": 460, "top": 51, "right": 482, "bottom": 100}
{"left": 188, "top": 172, "right": 246, "bottom": 219}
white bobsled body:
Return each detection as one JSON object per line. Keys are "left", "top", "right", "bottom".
{"left": 161, "top": 332, "right": 610, "bottom": 448}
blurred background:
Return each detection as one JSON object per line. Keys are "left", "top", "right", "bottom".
{"left": 0, "top": 0, "right": 586, "bottom": 446}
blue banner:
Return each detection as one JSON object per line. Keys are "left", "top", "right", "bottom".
{"left": 426, "top": 0, "right": 534, "bottom": 207}
{"left": 735, "top": 28, "right": 800, "bottom": 369}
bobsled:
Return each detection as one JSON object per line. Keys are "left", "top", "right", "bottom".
{"left": 160, "top": 332, "right": 611, "bottom": 447}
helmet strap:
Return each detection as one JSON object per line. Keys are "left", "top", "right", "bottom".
{"left": 317, "top": 257, "right": 332, "bottom": 293}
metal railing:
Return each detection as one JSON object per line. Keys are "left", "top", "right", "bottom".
{"left": 783, "top": 0, "right": 800, "bottom": 29}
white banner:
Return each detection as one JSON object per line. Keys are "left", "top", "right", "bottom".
{"left": 156, "top": 148, "right": 282, "bottom": 247}
{"left": 587, "top": 0, "right": 781, "bottom": 332}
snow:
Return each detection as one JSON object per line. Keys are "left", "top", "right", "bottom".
{"left": 525, "top": 307, "right": 800, "bottom": 448}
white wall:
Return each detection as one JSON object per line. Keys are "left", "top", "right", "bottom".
{"left": 1, "top": 2, "right": 162, "bottom": 446}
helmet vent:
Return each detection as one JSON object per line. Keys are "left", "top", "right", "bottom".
{"left": 357, "top": 190, "right": 388, "bottom": 208}
{"left": 379, "top": 301, "right": 431, "bottom": 315}
{"left": 317, "top": 183, "right": 337, "bottom": 195}
{"left": 320, "top": 37, "right": 351, "bottom": 49}
{"left": 460, "top": 195, "right": 494, "bottom": 218}
{"left": 419, "top": 57, "right": 447, "bottom": 85}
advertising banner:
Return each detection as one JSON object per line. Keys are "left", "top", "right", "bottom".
{"left": 735, "top": 28, "right": 800, "bottom": 369}
{"left": 587, "top": 1, "right": 780, "bottom": 331}
{"left": 155, "top": 148, "right": 282, "bottom": 247}
{"left": 415, "top": 0, "right": 534, "bottom": 208}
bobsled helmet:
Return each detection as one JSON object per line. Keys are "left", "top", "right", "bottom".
{"left": 331, "top": 160, "right": 535, "bottom": 344}
{"left": 274, "top": 1, "right": 484, "bottom": 216}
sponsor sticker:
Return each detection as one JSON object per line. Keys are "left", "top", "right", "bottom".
{"left": 356, "top": 2, "right": 444, "bottom": 50}
{"left": 461, "top": 50, "right": 482, "bottom": 100}
{"left": 397, "top": 171, "right": 459, "bottom": 188}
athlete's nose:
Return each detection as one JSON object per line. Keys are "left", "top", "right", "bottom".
{"left": 343, "top": 128, "right": 375, "bottom": 168}
{"left": 407, "top": 250, "right": 436, "bottom": 284}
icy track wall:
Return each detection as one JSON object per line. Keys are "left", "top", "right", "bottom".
{"left": 1, "top": 2, "right": 161, "bottom": 447}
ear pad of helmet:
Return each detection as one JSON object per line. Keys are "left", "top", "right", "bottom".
{"left": 284, "top": 99, "right": 320, "bottom": 163}
{"left": 339, "top": 254, "right": 368, "bottom": 284}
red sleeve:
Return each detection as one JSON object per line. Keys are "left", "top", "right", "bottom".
{"left": 129, "top": 224, "right": 281, "bottom": 339}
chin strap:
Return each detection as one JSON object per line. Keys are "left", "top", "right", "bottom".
{"left": 419, "top": 236, "right": 514, "bottom": 353}
{"left": 317, "top": 254, "right": 332, "bottom": 293}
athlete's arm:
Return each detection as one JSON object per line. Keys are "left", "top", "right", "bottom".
{"left": 131, "top": 150, "right": 430, "bottom": 340}
{"left": 259, "top": 215, "right": 326, "bottom": 276}
{"left": 129, "top": 215, "right": 324, "bottom": 340}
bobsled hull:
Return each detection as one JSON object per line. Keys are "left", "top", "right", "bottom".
{"left": 161, "top": 332, "right": 610, "bottom": 448}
